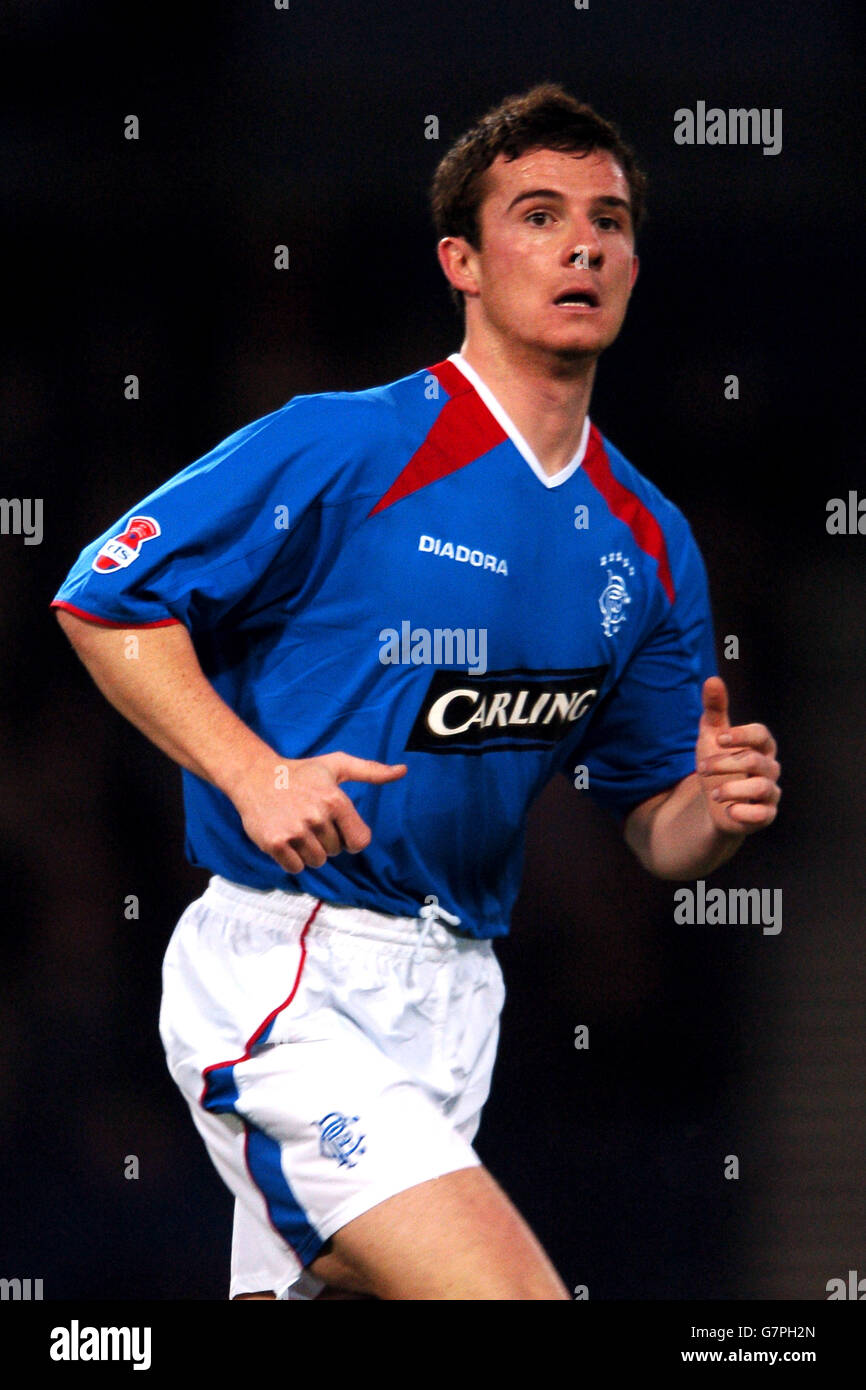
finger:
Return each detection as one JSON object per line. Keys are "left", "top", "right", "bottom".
{"left": 718, "top": 724, "right": 777, "bottom": 756}
{"left": 700, "top": 675, "right": 730, "bottom": 729}
{"left": 719, "top": 801, "right": 779, "bottom": 827}
{"left": 269, "top": 842, "right": 307, "bottom": 874}
{"left": 332, "top": 798, "right": 374, "bottom": 855}
{"left": 710, "top": 776, "right": 780, "bottom": 804}
{"left": 699, "top": 752, "right": 780, "bottom": 778}
{"left": 286, "top": 831, "right": 330, "bottom": 870}
{"left": 324, "top": 753, "right": 408, "bottom": 785}
{"left": 305, "top": 818, "right": 344, "bottom": 858}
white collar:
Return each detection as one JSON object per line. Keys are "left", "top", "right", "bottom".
{"left": 447, "top": 352, "right": 590, "bottom": 489}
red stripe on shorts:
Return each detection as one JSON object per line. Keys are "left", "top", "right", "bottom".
{"left": 198, "top": 897, "right": 322, "bottom": 1107}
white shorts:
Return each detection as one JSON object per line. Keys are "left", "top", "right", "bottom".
{"left": 159, "top": 876, "right": 506, "bottom": 1300}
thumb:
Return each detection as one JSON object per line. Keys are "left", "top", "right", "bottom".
{"left": 327, "top": 754, "right": 408, "bottom": 785}
{"left": 700, "top": 675, "right": 730, "bottom": 730}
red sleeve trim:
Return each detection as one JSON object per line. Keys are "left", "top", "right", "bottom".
{"left": 50, "top": 599, "right": 182, "bottom": 630}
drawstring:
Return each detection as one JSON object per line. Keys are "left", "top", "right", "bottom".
{"left": 414, "top": 894, "right": 462, "bottom": 962}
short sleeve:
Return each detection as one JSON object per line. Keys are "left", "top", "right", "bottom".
{"left": 51, "top": 395, "right": 354, "bottom": 632}
{"left": 578, "top": 520, "right": 717, "bottom": 821}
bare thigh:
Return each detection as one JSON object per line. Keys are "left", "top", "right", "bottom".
{"left": 308, "top": 1165, "right": 569, "bottom": 1300}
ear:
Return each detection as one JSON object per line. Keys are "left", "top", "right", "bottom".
{"left": 437, "top": 236, "right": 480, "bottom": 300}
{"left": 629, "top": 253, "right": 640, "bottom": 290}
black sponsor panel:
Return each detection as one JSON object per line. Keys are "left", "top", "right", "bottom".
{"left": 405, "top": 665, "right": 609, "bottom": 754}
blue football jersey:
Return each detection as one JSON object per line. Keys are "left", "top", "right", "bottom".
{"left": 52, "top": 354, "right": 717, "bottom": 937}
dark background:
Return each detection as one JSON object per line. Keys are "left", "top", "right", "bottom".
{"left": 2, "top": 0, "right": 864, "bottom": 1300}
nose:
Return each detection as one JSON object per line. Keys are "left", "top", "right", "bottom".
{"left": 563, "top": 222, "right": 603, "bottom": 268}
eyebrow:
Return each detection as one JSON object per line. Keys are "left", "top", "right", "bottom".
{"left": 505, "top": 188, "right": 632, "bottom": 219}
{"left": 505, "top": 187, "right": 564, "bottom": 212}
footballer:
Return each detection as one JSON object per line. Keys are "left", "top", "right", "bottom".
{"left": 52, "top": 84, "right": 781, "bottom": 1300}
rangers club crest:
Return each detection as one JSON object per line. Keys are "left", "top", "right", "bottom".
{"left": 92, "top": 516, "right": 161, "bottom": 572}
{"left": 317, "top": 1112, "right": 366, "bottom": 1168}
{"left": 599, "top": 552, "right": 635, "bottom": 637}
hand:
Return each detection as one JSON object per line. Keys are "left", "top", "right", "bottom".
{"left": 696, "top": 676, "right": 781, "bottom": 833}
{"left": 233, "top": 750, "right": 407, "bottom": 874}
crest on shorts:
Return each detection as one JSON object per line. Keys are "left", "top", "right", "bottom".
{"left": 598, "top": 552, "right": 635, "bottom": 637}
{"left": 317, "top": 1112, "right": 366, "bottom": 1168}
{"left": 92, "top": 515, "right": 161, "bottom": 572}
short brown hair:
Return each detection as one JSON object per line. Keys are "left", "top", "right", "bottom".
{"left": 431, "top": 83, "right": 647, "bottom": 310}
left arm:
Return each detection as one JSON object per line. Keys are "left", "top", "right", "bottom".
{"left": 624, "top": 675, "right": 781, "bottom": 880}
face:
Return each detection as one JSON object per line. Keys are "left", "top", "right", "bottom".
{"left": 442, "top": 147, "right": 639, "bottom": 361}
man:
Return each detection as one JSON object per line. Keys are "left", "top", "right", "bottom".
{"left": 52, "top": 84, "right": 781, "bottom": 1301}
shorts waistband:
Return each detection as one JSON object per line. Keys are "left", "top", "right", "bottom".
{"left": 202, "top": 876, "right": 486, "bottom": 957}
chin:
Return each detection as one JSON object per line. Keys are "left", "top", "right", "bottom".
{"left": 544, "top": 334, "right": 605, "bottom": 362}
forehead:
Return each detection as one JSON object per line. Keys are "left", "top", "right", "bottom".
{"left": 480, "top": 146, "right": 631, "bottom": 212}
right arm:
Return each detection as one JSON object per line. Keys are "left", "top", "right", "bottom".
{"left": 55, "top": 610, "right": 406, "bottom": 873}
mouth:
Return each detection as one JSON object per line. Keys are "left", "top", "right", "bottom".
{"left": 553, "top": 288, "right": 600, "bottom": 310}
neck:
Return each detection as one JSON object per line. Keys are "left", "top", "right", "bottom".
{"left": 457, "top": 330, "right": 597, "bottom": 477}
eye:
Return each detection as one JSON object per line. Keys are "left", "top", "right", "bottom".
{"left": 525, "top": 210, "right": 554, "bottom": 226}
{"left": 596, "top": 216, "right": 622, "bottom": 231}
